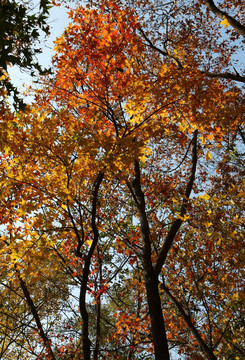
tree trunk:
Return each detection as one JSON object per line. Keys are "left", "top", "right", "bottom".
{"left": 144, "top": 267, "right": 170, "bottom": 360}
{"left": 129, "top": 161, "right": 170, "bottom": 360}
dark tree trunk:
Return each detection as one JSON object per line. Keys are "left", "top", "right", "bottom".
{"left": 79, "top": 172, "right": 104, "bottom": 360}
{"left": 18, "top": 275, "right": 56, "bottom": 360}
{"left": 130, "top": 161, "right": 170, "bottom": 360}
{"left": 144, "top": 267, "right": 170, "bottom": 360}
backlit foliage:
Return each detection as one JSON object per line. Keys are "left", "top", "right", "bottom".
{"left": 0, "top": 1, "right": 244, "bottom": 359}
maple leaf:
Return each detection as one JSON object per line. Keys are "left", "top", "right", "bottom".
{"left": 0, "top": 1, "right": 244, "bottom": 360}
{"left": 220, "top": 17, "right": 230, "bottom": 29}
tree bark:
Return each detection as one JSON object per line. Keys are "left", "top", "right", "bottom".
{"left": 79, "top": 172, "right": 104, "bottom": 360}
{"left": 154, "top": 130, "right": 198, "bottom": 274}
{"left": 161, "top": 281, "right": 217, "bottom": 360}
{"left": 204, "top": 71, "right": 245, "bottom": 84}
{"left": 130, "top": 161, "right": 170, "bottom": 360}
{"left": 18, "top": 275, "right": 56, "bottom": 360}
{"left": 203, "top": 0, "right": 245, "bottom": 38}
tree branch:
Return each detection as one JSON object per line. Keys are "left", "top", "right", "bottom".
{"left": 204, "top": 71, "right": 245, "bottom": 84}
{"left": 79, "top": 172, "right": 104, "bottom": 360}
{"left": 203, "top": 0, "right": 245, "bottom": 38}
{"left": 160, "top": 280, "right": 217, "bottom": 360}
{"left": 17, "top": 275, "right": 56, "bottom": 360}
{"left": 130, "top": 161, "right": 170, "bottom": 359}
{"left": 154, "top": 130, "right": 198, "bottom": 275}
{"left": 138, "top": 27, "right": 183, "bottom": 69}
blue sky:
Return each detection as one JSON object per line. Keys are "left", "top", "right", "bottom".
{"left": 8, "top": 1, "right": 244, "bottom": 104}
{"left": 8, "top": 3, "right": 70, "bottom": 96}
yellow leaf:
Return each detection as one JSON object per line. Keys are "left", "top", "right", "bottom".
{"left": 217, "top": 238, "right": 222, "bottom": 246}
{"left": 199, "top": 193, "right": 210, "bottom": 201}
{"left": 200, "top": 135, "right": 206, "bottom": 145}
{"left": 206, "top": 150, "right": 212, "bottom": 161}
{"left": 85, "top": 240, "right": 93, "bottom": 247}
{"left": 61, "top": 204, "right": 67, "bottom": 210}
{"left": 220, "top": 17, "right": 230, "bottom": 28}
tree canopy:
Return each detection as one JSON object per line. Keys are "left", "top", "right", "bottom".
{"left": 0, "top": 1, "right": 244, "bottom": 359}
{"left": 0, "top": 0, "right": 52, "bottom": 109}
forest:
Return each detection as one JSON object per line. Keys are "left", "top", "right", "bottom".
{"left": 0, "top": 0, "right": 244, "bottom": 359}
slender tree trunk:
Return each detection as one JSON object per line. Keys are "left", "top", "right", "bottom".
{"left": 79, "top": 291, "right": 91, "bottom": 360}
{"left": 130, "top": 161, "right": 170, "bottom": 360}
{"left": 144, "top": 267, "right": 169, "bottom": 360}
{"left": 18, "top": 275, "right": 56, "bottom": 360}
{"left": 93, "top": 252, "right": 102, "bottom": 360}
{"left": 79, "top": 172, "right": 104, "bottom": 360}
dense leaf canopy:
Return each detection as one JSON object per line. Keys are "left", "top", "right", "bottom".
{"left": 0, "top": 1, "right": 244, "bottom": 359}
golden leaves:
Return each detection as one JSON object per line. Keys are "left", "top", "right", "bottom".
{"left": 0, "top": 1, "right": 244, "bottom": 358}
{"left": 220, "top": 17, "right": 231, "bottom": 28}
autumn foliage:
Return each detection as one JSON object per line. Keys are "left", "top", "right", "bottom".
{"left": 0, "top": 0, "right": 244, "bottom": 359}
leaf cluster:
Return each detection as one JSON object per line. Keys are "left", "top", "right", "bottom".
{"left": 0, "top": 0, "right": 52, "bottom": 110}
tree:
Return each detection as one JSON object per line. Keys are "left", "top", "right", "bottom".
{"left": 0, "top": 0, "right": 52, "bottom": 109}
{"left": 0, "top": 1, "right": 244, "bottom": 359}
